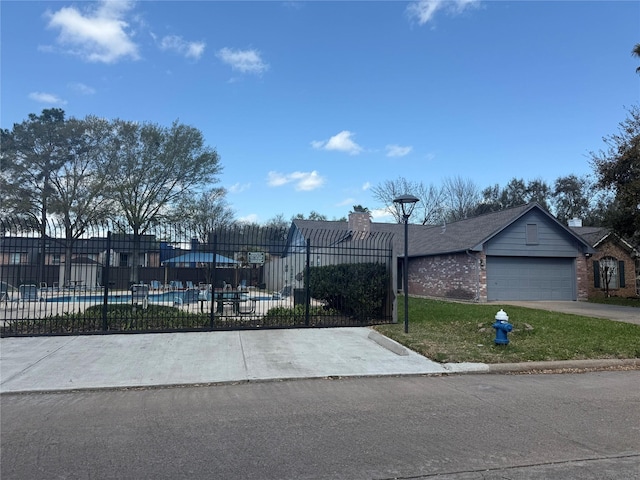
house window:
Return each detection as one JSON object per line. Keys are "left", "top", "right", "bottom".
{"left": 119, "top": 253, "right": 129, "bottom": 267}
{"left": 526, "top": 223, "right": 539, "bottom": 245}
{"left": 599, "top": 257, "right": 619, "bottom": 289}
{"left": 51, "top": 254, "right": 61, "bottom": 265}
{"left": 9, "top": 253, "right": 23, "bottom": 265}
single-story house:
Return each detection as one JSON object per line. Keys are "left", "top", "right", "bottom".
{"left": 570, "top": 225, "right": 639, "bottom": 298}
{"left": 292, "top": 203, "right": 602, "bottom": 303}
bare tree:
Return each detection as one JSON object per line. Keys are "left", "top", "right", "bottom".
{"left": 171, "top": 188, "right": 234, "bottom": 244}
{"left": 441, "top": 176, "right": 480, "bottom": 222}
{"left": 370, "top": 176, "right": 444, "bottom": 224}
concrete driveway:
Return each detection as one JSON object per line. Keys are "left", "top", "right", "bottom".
{"left": 489, "top": 300, "right": 639, "bottom": 325}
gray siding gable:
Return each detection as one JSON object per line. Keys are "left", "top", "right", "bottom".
{"left": 485, "top": 209, "right": 589, "bottom": 257}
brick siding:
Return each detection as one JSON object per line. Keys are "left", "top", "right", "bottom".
{"left": 408, "top": 252, "right": 484, "bottom": 302}
{"left": 586, "top": 240, "right": 638, "bottom": 299}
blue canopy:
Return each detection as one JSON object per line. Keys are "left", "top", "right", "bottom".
{"left": 162, "top": 252, "right": 237, "bottom": 266}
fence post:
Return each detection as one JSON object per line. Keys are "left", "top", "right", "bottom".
{"left": 305, "top": 238, "right": 311, "bottom": 326}
{"left": 102, "top": 231, "right": 111, "bottom": 332}
{"left": 209, "top": 233, "right": 217, "bottom": 329}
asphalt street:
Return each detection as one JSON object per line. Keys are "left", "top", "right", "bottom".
{"left": 2, "top": 372, "right": 639, "bottom": 479}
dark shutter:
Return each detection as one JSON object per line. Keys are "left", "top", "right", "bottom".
{"left": 593, "top": 261, "right": 600, "bottom": 288}
{"left": 619, "top": 261, "right": 625, "bottom": 288}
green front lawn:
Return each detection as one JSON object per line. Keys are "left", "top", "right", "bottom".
{"left": 588, "top": 296, "right": 640, "bottom": 308}
{"left": 374, "top": 297, "right": 640, "bottom": 364}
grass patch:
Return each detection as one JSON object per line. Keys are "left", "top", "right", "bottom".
{"left": 374, "top": 297, "right": 640, "bottom": 364}
{"left": 588, "top": 296, "right": 640, "bottom": 308}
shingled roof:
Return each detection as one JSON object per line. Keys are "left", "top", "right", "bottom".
{"left": 293, "top": 203, "right": 593, "bottom": 257}
{"left": 571, "top": 226, "right": 639, "bottom": 255}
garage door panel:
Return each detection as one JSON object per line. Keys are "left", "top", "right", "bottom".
{"left": 487, "top": 257, "right": 575, "bottom": 301}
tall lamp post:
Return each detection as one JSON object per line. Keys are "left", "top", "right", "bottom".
{"left": 393, "top": 194, "right": 419, "bottom": 333}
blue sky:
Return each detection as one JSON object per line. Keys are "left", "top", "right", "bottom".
{"left": 2, "top": 1, "right": 639, "bottom": 224}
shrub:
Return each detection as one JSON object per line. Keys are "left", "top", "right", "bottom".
{"left": 307, "top": 263, "right": 389, "bottom": 320}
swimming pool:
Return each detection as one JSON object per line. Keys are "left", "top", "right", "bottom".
{"left": 46, "top": 290, "right": 202, "bottom": 305}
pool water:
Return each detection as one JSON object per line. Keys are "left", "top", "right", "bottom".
{"left": 46, "top": 290, "right": 202, "bottom": 305}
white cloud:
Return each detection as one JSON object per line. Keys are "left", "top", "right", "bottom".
{"left": 69, "top": 82, "right": 96, "bottom": 95}
{"left": 386, "top": 144, "right": 413, "bottom": 157}
{"left": 237, "top": 213, "right": 259, "bottom": 224}
{"left": 46, "top": 0, "right": 139, "bottom": 63}
{"left": 407, "top": 0, "right": 480, "bottom": 26}
{"left": 370, "top": 207, "right": 395, "bottom": 221}
{"left": 228, "top": 182, "right": 251, "bottom": 194}
{"left": 160, "top": 35, "right": 205, "bottom": 60}
{"left": 311, "top": 130, "right": 363, "bottom": 155}
{"left": 217, "top": 47, "right": 269, "bottom": 74}
{"left": 362, "top": 182, "right": 371, "bottom": 191}
{"left": 28, "top": 92, "right": 67, "bottom": 105}
{"left": 267, "top": 171, "right": 325, "bottom": 191}
{"left": 336, "top": 198, "right": 356, "bottom": 207}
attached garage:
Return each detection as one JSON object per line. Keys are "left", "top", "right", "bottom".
{"left": 487, "top": 256, "right": 576, "bottom": 301}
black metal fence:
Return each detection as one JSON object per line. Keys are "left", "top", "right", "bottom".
{"left": 1, "top": 218, "right": 396, "bottom": 336}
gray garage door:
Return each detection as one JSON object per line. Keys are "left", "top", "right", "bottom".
{"left": 487, "top": 257, "right": 576, "bottom": 301}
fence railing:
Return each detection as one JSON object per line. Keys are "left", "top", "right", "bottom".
{"left": 1, "top": 218, "right": 396, "bottom": 336}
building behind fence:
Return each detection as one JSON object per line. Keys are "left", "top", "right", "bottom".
{"left": 0, "top": 218, "right": 396, "bottom": 336}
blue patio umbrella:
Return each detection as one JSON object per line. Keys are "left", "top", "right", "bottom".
{"left": 161, "top": 252, "right": 239, "bottom": 289}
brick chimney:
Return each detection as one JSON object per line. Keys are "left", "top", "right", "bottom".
{"left": 348, "top": 211, "right": 371, "bottom": 237}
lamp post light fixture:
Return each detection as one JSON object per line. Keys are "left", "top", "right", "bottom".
{"left": 393, "top": 194, "right": 420, "bottom": 333}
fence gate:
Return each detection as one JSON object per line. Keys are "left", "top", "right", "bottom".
{"left": 1, "top": 219, "right": 395, "bottom": 337}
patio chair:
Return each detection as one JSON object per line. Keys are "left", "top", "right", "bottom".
{"left": 0, "top": 282, "right": 9, "bottom": 303}
{"left": 271, "top": 284, "right": 292, "bottom": 300}
{"left": 18, "top": 284, "right": 39, "bottom": 302}
{"left": 150, "top": 280, "right": 162, "bottom": 291}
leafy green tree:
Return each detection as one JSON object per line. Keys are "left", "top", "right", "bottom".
{"left": 1, "top": 109, "right": 69, "bottom": 229}
{"left": 473, "top": 184, "right": 502, "bottom": 215}
{"left": 292, "top": 211, "right": 328, "bottom": 221}
{"left": 499, "top": 178, "right": 528, "bottom": 207}
{"left": 106, "top": 119, "right": 222, "bottom": 282}
{"left": 1, "top": 109, "right": 113, "bottom": 285}
{"left": 525, "top": 178, "right": 552, "bottom": 210}
{"left": 633, "top": 43, "right": 640, "bottom": 74}
{"left": 351, "top": 205, "right": 369, "bottom": 213}
{"left": 590, "top": 105, "right": 640, "bottom": 243}
{"left": 552, "top": 175, "right": 592, "bottom": 225}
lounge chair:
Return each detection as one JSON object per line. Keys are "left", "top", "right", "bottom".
{"left": 271, "top": 285, "right": 292, "bottom": 300}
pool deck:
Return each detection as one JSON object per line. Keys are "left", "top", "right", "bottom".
{"left": 0, "top": 288, "right": 297, "bottom": 323}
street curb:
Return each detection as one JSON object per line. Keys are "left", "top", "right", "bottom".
{"left": 487, "top": 358, "right": 639, "bottom": 373}
{"left": 367, "top": 330, "right": 409, "bottom": 356}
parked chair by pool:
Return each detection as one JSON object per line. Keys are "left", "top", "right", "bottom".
{"left": 0, "top": 282, "right": 9, "bottom": 303}
{"left": 19, "top": 284, "right": 39, "bottom": 302}
{"left": 271, "top": 284, "right": 292, "bottom": 300}
{"left": 150, "top": 280, "right": 162, "bottom": 291}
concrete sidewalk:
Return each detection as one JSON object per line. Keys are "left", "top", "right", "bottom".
{"left": 0, "top": 328, "right": 488, "bottom": 394}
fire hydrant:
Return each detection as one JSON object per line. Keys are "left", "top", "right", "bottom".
{"left": 492, "top": 309, "right": 513, "bottom": 345}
